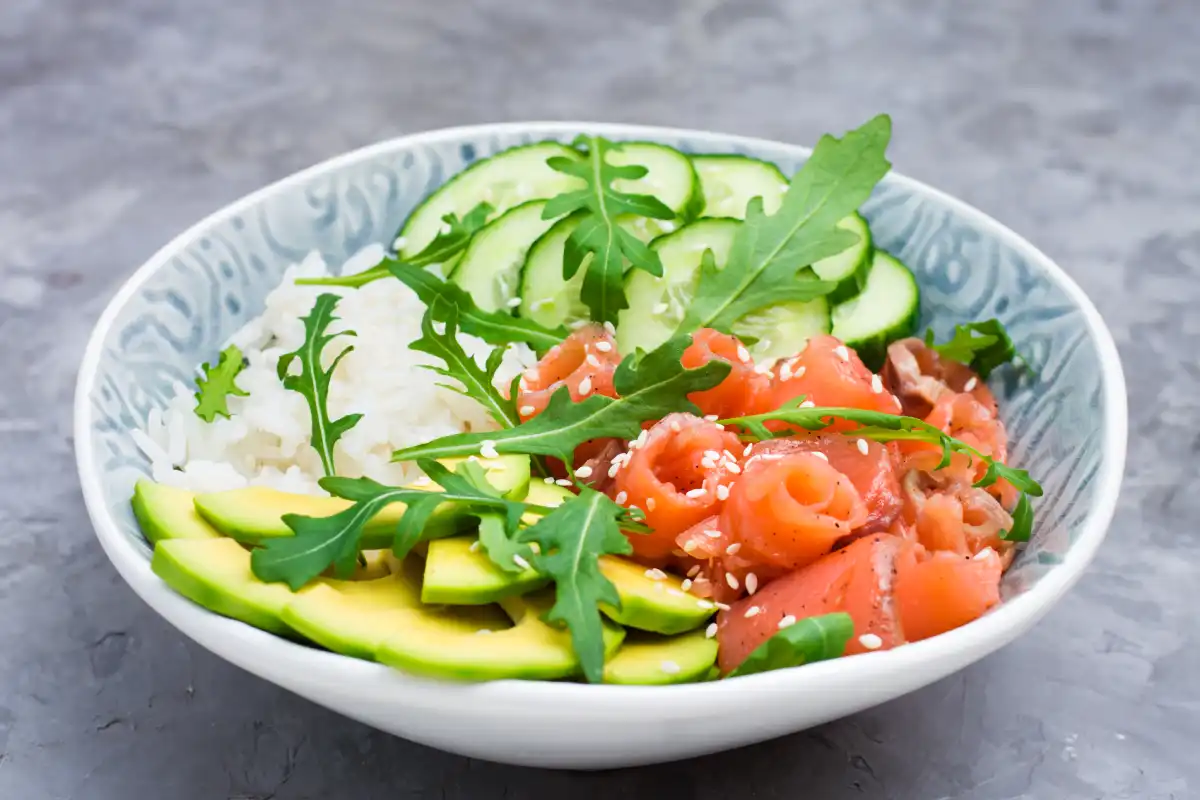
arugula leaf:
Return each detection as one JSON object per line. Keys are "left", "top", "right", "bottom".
{"left": 727, "top": 613, "right": 854, "bottom": 678}
{"left": 411, "top": 301, "right": 518, "bottom": 428}
{"left": 386, "top": 260, "right": 566, "bottom": 352}
{"left": 677, "top": 115, "right": 892, "bottom": 335}
{"left": 277, "top": 294, "right": 362, "bottom": 478}
{"left": 720, "top": 397, "right": 1042, "bottom": 497}
{"left": 925, "top": 319, "right": 1026, "bottom": 379}
{"left": 999, "top": 491, "right": 1034, "bottom": 542}
{"left": 193, "top": 345, "right": 248, "bottom": 422}
{"left": 517, "top": 487, "right": 633, "bottom": 684}
{"left": 477, "top": 512, "right": 534, "bottom": 574}
{"left": 298, "top": 202, "right": 493, "bottom": 289}
{"left": 542, "top": 136, "right": 677, "bottom": 323}
{"left": 390, "top": 334, "right": 730, "bottom": 464}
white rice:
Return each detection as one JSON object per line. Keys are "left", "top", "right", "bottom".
{"left": 135, "top": 246, "right": 535, "bottom": 495}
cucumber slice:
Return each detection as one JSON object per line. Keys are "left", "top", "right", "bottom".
{"left": 396, "top": 142, "right": 581, "bottom": 260}
{"left": 615, "top": 219, "right": 831, "bottom": 361}
{"left": 692, "top": 154, "right": 787, "bottom": 218}
{"left": 830, "top": 250, "right": 920, "bottom": 369}
{"left": 516, "top": 142, "right": 699, "bottom": 329}
{"left": 449, "top": 200, "right": 560, "bottom": 313}
{"left": 812, "top": 212, "right": 874, "bottom": 305}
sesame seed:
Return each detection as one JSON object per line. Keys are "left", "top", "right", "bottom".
{"left": 685, "top": 488, "right": 708, "bottom": 499}
{"left": 683, "top": 540, "right": 697, "bottom": 553}
{"left": 681, "top": 579, "right": 693, "bottom": 591}
{"left": 607, "top": 462, "right": 620, "bottom": 478}
{"left": 646, "top": 497, "right": 656, "bottom": 511}
{"left": 704, "top": 528, "right": 722, "bottom": 538}
{"left": 506, "top": 296, "right": 523, "bottom": 308}
{"left": 812, "top": 452, "right": 829, "bottom": 462}
{"left": 603, "top": 321, "right": 617, "bottom": 335}
{"left": 726, "top": 462, "right": 741, "bottom": 474}
{"left": 744, "top": 605, "right": 761, "bottom": 618}
{"left": 974, "top": 547, "right": 996, "bottom": 560}
{"left": 793, "top": 365, "right": 806, "bottom": 379}
{"left": 725, "top": 573, "right": 740, "bottom": 590}
{"left": 706, "top": 623, "right": 718, "bottom": 639}
{"left": 479, "top": 440, "right": 499, "bottom": 459}
{"left": 778, "top": 615, "right": 797, "bottom": 629}
{"left": 744, "top": 444, "right": 754, "bottom": 457}
{"left": 595, "top": 340, "right": 613, "bottom": 354}
{"left": 629, "top": 505, "right": 642, "bottom": 515}
{"left": 857, "top": 438, "right": 870, "bottom": 455}
{"left": 687, "top": 565, "right": 701, "bottom": 578}
{"left": 716, "top": 484, "right": 730, "bottom": 501}
{"left": 577, "top": 376, "right": 593, "bottom": 395}
{"left": 575, "top": 465, "right": 593, "bottom": 479}
{"left": 799, "top": 400, "right": 816, "bottom": 408}
{"left": 964, "top": 376, "right": 979, "bottom": 392}
{"left": 636, "top": 429, "right": 650, "bottom": 446}
{"left": 859, "top": 633, "right": 883, "bottom": 650}
{"left": 701, "top": 457, "right": 718, "bottom": 469}
{"left": 704, "top": 414, "right": 719, "bottom": 422}
{"left": 704, "top": 450, "right": 720, "bottom": 460}
{"left": 653, "top": 302, "right": 670, "bottom": 315}
{"left": 519, "top": 405, "right": 536, "bottom": 416}
{"left": 871, "top": 374, "right": 884, "bottom": 394}
{"left": 469, "top": 540, "right": 480, "bottom": 552}
{"left": 736, "top": 345, "right": 750, "bottom": 362}
{"left": 746, "top": 573, "right": 758, "bottom": 595}
{"left": 834, "top": 345, "right": 850, "bottom": 362}
{"left": 586, "top": 353, "right": 602, "bottom": 368}
{"left": 513, "top": 554, "right": 531, "bottom": 570}
{"left": 669, "top": 420, "right": 682, "bottom": 432}
{"left": 660, "top": 660, "right": 681, "bottom": 675}
{"left": 615, "top": 491, "right": 628, "bottom": 505}
{"left": 645, "top": 568, "right": 667, "bottom": 581}
{"left": 543, "top": 476, "right": 556, "bottom": 484}
{"left": 715, "top": 602, "right": 732, "bottom": 611}
{"left": 725, "top": 542, "right": 742, "bottom": 555}
{"left": 697, "top": 599, "right": 716, "bottom": 610}
{"left": 779, "top": 362, "right": 793, "bottom": 381}
{"left": 556, "top": 478, "right": 573, "bottom": 487}
{"left": 393, "top": 236, "right": 408, "bottom": 250}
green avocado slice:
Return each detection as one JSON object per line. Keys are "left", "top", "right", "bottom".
{"left": 131, "top": 480, "right": 222, "bottom": 543}
{"left": 604, "top": 629, "right": 719, "bottom": 685}
{"left": 191, "top": 454, "right": 531, "bottom": 545}
{"left": 421, "top": 535, "right": 550, "bottom": 605}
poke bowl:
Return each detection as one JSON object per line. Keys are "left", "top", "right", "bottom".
{"left": 75, "top": 118, "right": 1126, "bottom": 769}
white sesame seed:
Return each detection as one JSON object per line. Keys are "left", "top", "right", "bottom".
{"left": 778, "top": 615, "right": 797, "bottom": 629}
{"left": 479, "top": 440, "right": 499, "bottom": 459}
{"left": 469, "top": 540, "right": 480, "bottom": 552}
{"left": 746, "top": 573, "right": 758, "bottom": 595}
{"left": 577, "top": 376, "right": 593, "bottom": 395}
{"left": 871, "top": 374, "right": 884, "bottom": 394}
{"left": 645, "top": 497, "right": 656, "bottom": 512}
{"left": 585, "top": 354, "right": 601, "bottom": 369}
{"left": 653, "top": 302, "right": 670, "bottom": 315}
{"left": 513, "top": 554, "right": 531, "bottom": 570}
{"left": 964, "top": 376, "right": 979, "bottom": 392}
{"left": 859, "top": 633, "right": 883, "bottom": 650}
{"left": 543, "top": 476, "right": 556, "bottom": 484}
{"left": 603, "top": 321, "right": 617, "bottom": 335}
{"left": 685, "top": 488, "right": 708, "bottom": 499}
{"left": 687, "top": 565, "right": 701, "bottom": 578}
{"left": 393, "top": 236, "right": 408, "bottom": 250}
{"left": 799, "top": 400, "right": 816, "bottom": 409}
{"left": 681, "top": 579, "right": 693, "bottom": 591}
{"left": 574, "top": 465, "right": 594, "bottom": 480}
{"left": 736, "top": 345, "right": 751, "bottom": 362}
{"left": 636, "top": 429, "right": 650, "bottom": 446}
{"left": 506, "top": 296, "right": 523, "bottom": 308}
{"left": 725, "top": 542, "right": 742, "bottom": 555}
{"left": 743, "top": 444, "right": 754, "bottom": 457}
{"left": 704, "top": 450, "right": 720, "bottom": 460}
{"left": 705, "top": 622, "right": 718, "bottom": 638}
{"left": 614, "top": 491, "right": 628, "bottom": 505}
{"left": 669, "top": 419, "right": 682, "bottom": 433}
{"left": 556, "top": 478, "right": 573, "bottom": 487}
{"left": 725, "top": 573, "right": 740, "bottom": 590}
{"left": 716, "top": 484, "right": 730, "bottom": 501}
{"left": 704, "top": 528, "right": 722, "bottom": 538}
{"left": 812, "top": 451, "right": 829, "bottom": 462}
{"left": 716, "top": 602, "right": 732, "bottom": 611}
{"left": 519, "top": 405, "right": 536, "bottom": 416}
{"left": 594, "top": 340, "right": 612, "bottom": 353}
{"left": 701, "top": 457, "right": 718, "bottom": 469}
{"left": 607, "top": 462, "right": 621, "bottom": 478}
{"left": 697, "top": 599, "right": 716, "bottom": 610}
{"left": 856, "top": 438, "right": 870, "bottom": 455}
{"left": 645, "top": 568, "right": 667, "bottom": 581}
{"left": 704, "top": 414, "right": 719, "bottom": 422}
{"left": 744, "top": 605, "right": 761, "bottom": 618}
{"left": 726, "top": 462, "right": 742, "bottom": 474}
{"left": 779, "top": 362, "right": 793, "bottom": 381}
{"left": 660, "top": 660, "right": 681, "bottom": 675}
{"left": 793, "top": 365, "right": 806, "bottom": 379}
{"left": 834, "top": 345, "right": 850, "bottom": 362}
{"left": 629, "top": 505, "right": 642, "bottom": 514}
{"left": 683, "top": 540, "right": 697, "bottom": 553}
{"left": 974, "top": 547, "right": 996, "bottom": 560}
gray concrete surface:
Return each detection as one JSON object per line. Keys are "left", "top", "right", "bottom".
{"left": 1, "top": 0, "right": 1196, "bottom": 797}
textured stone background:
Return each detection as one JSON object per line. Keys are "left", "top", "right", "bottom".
{"left": 1, "top": 0, "right": 1196, "bottom": 797}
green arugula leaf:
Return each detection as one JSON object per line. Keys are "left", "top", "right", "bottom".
{"left": 411, "top": 301, "right": 519, "bottom": 428}
{"left": 477, "top": 512, "right": 534, "bottom": 574}
{"left": 298, "top": 202, "right": 493, "bottom": 289}
{"left": 542, "top": 136, "right": 677, "bottom": 323}
{"left": 517, "top": 487, "right": 633, "bottom": 684}
{"left": 277, "top": 294, "right": 362, "bottom": 478}
{"left": 720, "top": 397, "right": 1042, "bottom": 497}
{"left": 193, "top": 345, "right": 248, "bottom": 422}
{"left": 390, "top": 334, "right": 730, "bottom": 464}
{"left": 677, "top": 115, "right": 892, "bottom": 335}
{"left": 925, "top": 319, "right": 1027, "bottom": 379}
{"left": 999, "top": 491, "right": 1034, "bottom": 542}
{"left": 727, "top": 613, "right": 854, "bottom": 678}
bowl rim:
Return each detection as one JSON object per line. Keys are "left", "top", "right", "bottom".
{"left": 74, "top": 120, "right": 1128, "bottom": 710}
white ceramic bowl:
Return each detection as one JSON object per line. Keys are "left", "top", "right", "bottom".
{"left": 75, "top": 122, "right": 1127, "bottom": 769}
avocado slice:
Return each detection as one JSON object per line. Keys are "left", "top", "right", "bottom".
{"left": 131, "top": 480, "right": 222, "bottom": 543}
{"left": 597, "top": 556, "right": 716, "bottom": 635}
{"left": 421, "top": 536, "right": 549, "bottom": 605}
{"left": 377, "top": 591, "right": 625, "bottom": 682}
{"left": 192, "top": 454, "right": 531, "bottom": 545}
{"left": 603, "top": 629, "right": 719, "bottom": 685}
{"left": 151, "top": 538, "right": 297, "bottom": 635}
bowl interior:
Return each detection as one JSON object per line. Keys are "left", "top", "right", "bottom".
{"left": 82, "top": 123, "right": 1117, "bottom": 600}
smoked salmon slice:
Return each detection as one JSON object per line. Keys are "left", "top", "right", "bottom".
{"left": 516, "top": 324, "right": 620, "bottom": 420}
{"left": 611, "top": 413, "right": 744, "bottom": 562}
{"left": 883, "top": 337, "right": 997, "bottom": 418}
{"left": 681, "top": 328, "right": 771, "bottom": 419}
{"left": 768, "top": 335, "right": 902, "bottom": 428}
